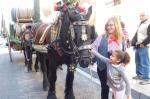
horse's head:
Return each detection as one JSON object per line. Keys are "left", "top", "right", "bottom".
{"left": 60, "top": 5, "right": 97, "bottom": 68}
{"left": 22, "top": 24, "right": 33, "bottom": 41}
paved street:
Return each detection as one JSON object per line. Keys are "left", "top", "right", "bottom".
{"left": 0, "top": 46, "right": 103, "bottom": 99}
{"left": 80, "top": 47, "right": 150, "bottom": 99}
{"left": 0, "top": 38, "right": 150, "bottom": 99}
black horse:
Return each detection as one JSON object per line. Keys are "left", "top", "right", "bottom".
{"left": 46, "top": 5, "right": 97, "bottom": 99}
{"left": 21, "top": 25, "right": 34, "bottom": 72}
{"left": 22, "top": 5, "right": 97, "bottom": 99}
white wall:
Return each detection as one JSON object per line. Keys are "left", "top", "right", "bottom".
{"left": 95, "top": 0, "right": 150, "bottom": 39}
{"left": 0, "top": 0, "right": 34, "bottom": 34}
{"left": 120, "top": 0, "right": 150, "bottom": 39}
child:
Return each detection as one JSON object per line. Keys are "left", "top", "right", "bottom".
{"left": 91, "top": 49, "right": 132, "bottom": 99}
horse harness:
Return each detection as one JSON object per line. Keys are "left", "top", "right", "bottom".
{"left": 33, "top": 17, "right": 62, "bottom": 53}
{"left": 65, "top": 20, "right": 92, "bottom": 71}
{"left": 67, "top": 20, "right": 92, "bottom": 54}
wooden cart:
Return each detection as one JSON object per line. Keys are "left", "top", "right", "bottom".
{"left": 8, "top": 8, "right": 33, "bottom": 62}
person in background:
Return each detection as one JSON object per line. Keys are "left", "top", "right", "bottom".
{"left": 75, "top": 2, "right": 86, "bottom": 14}
{"left": 91, "top": 50, "right": 132, "bottom": 99}
{"left": 131, "top": 11, "right": 150, "bottom": 85}
{"left": 120, "top": 21, "right": 130, "bottom": 48}
{"left": 91, "top": 16, "right": 126, "bottom": 99}
{"left": 54, "top": 1, "right": 71, "bottom": 12}
{"left": 54, "top": 1, "right": 62, "bottom": 11}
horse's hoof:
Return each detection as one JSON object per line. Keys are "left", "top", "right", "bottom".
{"left": 43, "top": 86, "right": 49, "bottom": 91}
{"left": 47, "top": 92, "right": 57, "bottom": 99}
{"left": 65, "top": 91, "right": 75, "bottom": 99}
{"left": 28, "top": 68, "right": 32, "bottom": 72}
{"left": 43, "top": 82, "right": 49, "bottom": 91}
{"left": 34, "top": 65, "right": 40, "bottom": 72}
{"left": 65, "top": 94, "right": 75, "bottom": 99}
{"left": 35, "top": 69, "right": 40, "bottom": 72}
{"left": 59, "top": 66, "right": 63, "bottom": 70}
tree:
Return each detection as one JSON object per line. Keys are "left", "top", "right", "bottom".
{"left": 1, "top": 14, "right": 7, "bottom": 37}
{"left": 33, "top": 0, "right": 40, "bottom": 23}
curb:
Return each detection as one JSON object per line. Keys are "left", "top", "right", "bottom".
{"left": 77, "top": 67, "right": 150, "bottom": 99}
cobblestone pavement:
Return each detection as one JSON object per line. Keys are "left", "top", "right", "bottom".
{"left": 79, "top": 48, "right": 150, "bottom": 99}
{"left": 0, "top": 47, "right": 104, "bottom": 99}
{"left": 0, "top": 42, "right": 150, "bottom": 99}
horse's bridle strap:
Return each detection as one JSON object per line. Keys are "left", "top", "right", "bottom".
{"left": 73, "top": 21, "right": 88, "bottom": 26}
{"left": 39, "top": 24, "right": 52, "bottom": 44}
{"left": 78, "top": 45, "right": 91, "bottom": 51}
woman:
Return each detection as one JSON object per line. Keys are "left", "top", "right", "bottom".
{"left": 91, "top": 16, "right": 126, "bottom": 99}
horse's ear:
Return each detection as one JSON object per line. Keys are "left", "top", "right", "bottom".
{"left": 88, "top": 6, "right": 96, "bottom": 26}
{"left": 85, "top": 5, "right": 92, "bottom": 20}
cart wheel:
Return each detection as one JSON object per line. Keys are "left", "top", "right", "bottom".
{"left": 7, "top": 37, "right": 12, "bottom": 62}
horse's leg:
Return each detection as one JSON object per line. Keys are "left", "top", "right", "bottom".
{"left": 47, "top": 67, "right": 57, "bottom": 99}
{"left": 34, "top": 52, "right": 39, "bottom": 72}
{"left": 47, "top": 51, "right": 58, "bottom": 99}
{"left": 23, "top": 49, "right": 27, "bottom": 66}
{"left": 26, "top": 46, "right": 32, "bottom": 72}
{"left": 24, "top": 46, "right": 32, "bottom": 72}
{"left": 22, "top": 41, "right": 27, "bottom": 66}
{"left": 65, "top": 66, "right": 75, "bottom": 99}
{"left": 39, "top": 53, "right": 49, "bottom": 91}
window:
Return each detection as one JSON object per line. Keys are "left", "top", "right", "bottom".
{"left": 114, "top": 0, "right": 121, "bottom": 6}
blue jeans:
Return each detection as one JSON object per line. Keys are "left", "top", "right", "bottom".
{"left": 135, "top": 47, "right": 150, "bottom": 80}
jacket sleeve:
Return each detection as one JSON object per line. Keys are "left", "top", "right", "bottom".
{"left": 122, "top": 37, "right": 127, "bottom": 51}
{"left": 120, "top": 68, "right": 131, "bottom": 97}
{"left": 91, "top": 49, "right": 110, "bottom": 64}
{"left": 142, "top": 24, "right": 150, "bottom": 46}
{"left": 131, "top": 33, "right": 137, "bottom": 46}
{"left": 91, "top": 36, "right": 101, "bottom": 51}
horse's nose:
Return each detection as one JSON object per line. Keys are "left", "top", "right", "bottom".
{"left": 84, "top": 60, "right": 90, "bottom": 66}
{"left": 79, "top": 59, "right": 90, "bottom": 68}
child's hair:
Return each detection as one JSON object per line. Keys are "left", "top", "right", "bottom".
{"left": 115, "top": 50, "right": 130, "bottom": 66}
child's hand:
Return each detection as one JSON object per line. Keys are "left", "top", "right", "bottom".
{"left": 90, "top": 49, "right": 95, "bottom": 58}
{"left": 127, "top": 96, "right": 133, "bottom": 99}
{"left": 91, "top": 49, "right": 96, "bottom": 54}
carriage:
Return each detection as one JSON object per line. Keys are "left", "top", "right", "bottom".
{"left": 8, "top": 8, "right": 33, "bottom": 62}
